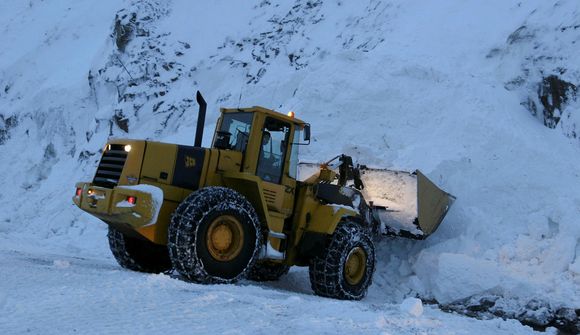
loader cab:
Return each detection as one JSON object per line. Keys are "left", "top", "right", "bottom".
{"left": 213, "top": 107, "right": 309, "bottom": 216}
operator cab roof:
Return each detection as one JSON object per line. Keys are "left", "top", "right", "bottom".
{"left": 221, "top": 106, "right": 307, "bottom": 126}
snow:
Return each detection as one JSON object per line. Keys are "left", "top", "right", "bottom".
{"left": 52, "top": 259, "right": 71, "bottom": 269}
{"left": 361, "top": 170, "right": 418, "bottom": 214}
{"left": 330, "top": 204, "right": 359, "bottom": 214}
{"left": 0, "top": 0, "right": 579, "bottom": 333}
{"left": 116, "top": 200, "right": 136, "bottom": 208}
{"left": 571, "top": 260, "right": 580, "bottom": 276}
{"left": 264, "top": 240, "right": 285, "bottom": 260}
{"left": 89, "top": 193, "right": 106, "bottom": 200}
{"left": 0, "top": 248, "right": 538, "bottom": 335}
{"left": 362, "top": 169, "right": 423, "bottom": 236}
{"left": 117, "top": 184, "right": 164, "bottom": 226}
{"left": 400, "top": 297, "right": 424, "bottom": 317}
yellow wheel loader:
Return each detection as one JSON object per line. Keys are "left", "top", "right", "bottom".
{"left": 73, "top": 91, "right": 454, "bottom": 300}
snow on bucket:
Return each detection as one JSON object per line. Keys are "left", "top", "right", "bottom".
{"left": 361, "top": 168, "right": 455, "bottom": 239}
{"left": 299, "top": 163, "right": 455, "bottom": 239}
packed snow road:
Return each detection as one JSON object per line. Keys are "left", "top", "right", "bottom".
{"left": 0, "top": 247, "right": 539, "bottom": 334}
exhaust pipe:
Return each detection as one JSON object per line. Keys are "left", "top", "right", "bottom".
{"left": 195, "top": 91, "right": 207, "bottom": 147}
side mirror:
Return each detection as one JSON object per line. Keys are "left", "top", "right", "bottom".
{"left": 304, "top": 124, "right": 311, "bottom": 142}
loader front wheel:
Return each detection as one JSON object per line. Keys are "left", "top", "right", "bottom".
{"left": 309, "top": 221, "right": 375, "bottom": 300}
{"left": 168, "top": 187, "right": 263, "bottom": 284}
{"left": 108, "top": 227, "right": 171, "bottom": 273}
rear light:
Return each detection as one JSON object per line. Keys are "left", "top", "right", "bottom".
{"left": 75, "top": 188, "right": 82, "bottom": 197}
{"left": 127, "top": 196, "right": 137, "bottom": 205}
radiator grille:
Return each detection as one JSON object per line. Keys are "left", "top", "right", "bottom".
{"left": 93, "top": 144, "right": 128, "bottom": 188}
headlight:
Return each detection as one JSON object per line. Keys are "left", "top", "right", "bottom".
{"left": 124, "top": 144, "right": 132, "bottom": 152}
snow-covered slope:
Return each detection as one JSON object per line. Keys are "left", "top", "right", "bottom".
{"left": 1, "top": 0, "right": 579, "bottom": 333}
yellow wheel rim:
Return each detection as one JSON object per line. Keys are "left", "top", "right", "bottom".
{"left": 344, "top": 247, "right": 367, "bottom": 286}
{"left": 206, "top": 215, "right": 244, "bottom": 262}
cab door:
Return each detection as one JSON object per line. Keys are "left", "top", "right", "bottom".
{"left": 255, "top": 117, "right": 297, "bottom": 217}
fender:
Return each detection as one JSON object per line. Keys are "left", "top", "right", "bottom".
{"left": 221, "top": 172, "right": 272, "bottom": 230}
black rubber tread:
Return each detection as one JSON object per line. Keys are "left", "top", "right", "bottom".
{"left": 108, "top": 227, "right": 171, "bottom": 273}
{"left": 168, "top": 186, "right": 263, "bottom": 284}
{"left": 308, "top": 221, "right": 376, "bottom": 300}
{"left": 247, "top": 261, "right": 290, "bottom": 282}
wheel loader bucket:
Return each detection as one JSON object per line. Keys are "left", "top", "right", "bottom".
{"left": 297, "top": 163, "right": 455, "bottom": 239}
{"left": 359, "top": 168, "right": 455, "bottom": 239}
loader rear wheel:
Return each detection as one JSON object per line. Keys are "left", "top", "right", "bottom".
{"left": 248, "top": 261, "right": 290, "bottom": 282}
{"left": 168, "top": 186, "right": 263, "bottom": 284}
{"left": 107, "top": 227, "right": 171, "bottom": 273}
{"left": 309, "top": 221, "right": 375, "bottom": 300}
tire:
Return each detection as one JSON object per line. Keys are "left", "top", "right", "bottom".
{"left": 168, "top": 186, "right": 263, "bottom": 284}
{"left": 248, "top": 261, "right": 290, "bottom": 282}
{"left": 108, "top": 226, "right": 171, "bottom": 273}
{"left": 309, "top": 221, "right": 375, "bottom": 300}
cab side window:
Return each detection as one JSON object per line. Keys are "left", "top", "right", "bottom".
{"left": 257, "top": 118, "right": 290, "bottom": 183}
{"left": 288, "top": 128, "right": 301, "bottom": 179}
{"left": 213, "top": 112, "right": 254, "bottom": 152}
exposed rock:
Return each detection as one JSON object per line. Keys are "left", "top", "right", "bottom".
{"left": 506, "top": 25, "right": 535, "bottom": 45}
{"left": 517, "top": 299, "right": 553, "bottom": 328}
{"left": 497, "top": 5, "right": 580, "bottom": 143}
{"left": 537, "top": 75, "right": 577, "bottom": 129}
{"left": 440, "top": 295, "right": 579, "bottom": 333}
{"left": 113, "top": 110, "right": 129, "bottom": 133}
{"left": 114, "top": 12, "right": 136, "bottom": 52}
{"left": 78, "top": 150, "right": 96, "bottom": 162}
{"left": 0, "top": 114, "right": 18, "bottom": 145}
{"left": 91, "top": 0, "right": 194, "bottom": 137}
{"left": 217, "top": 0, "right": 326, "bottom": 84}
{"left": 553, "top": 308, "right": 580, "bottom": 334}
